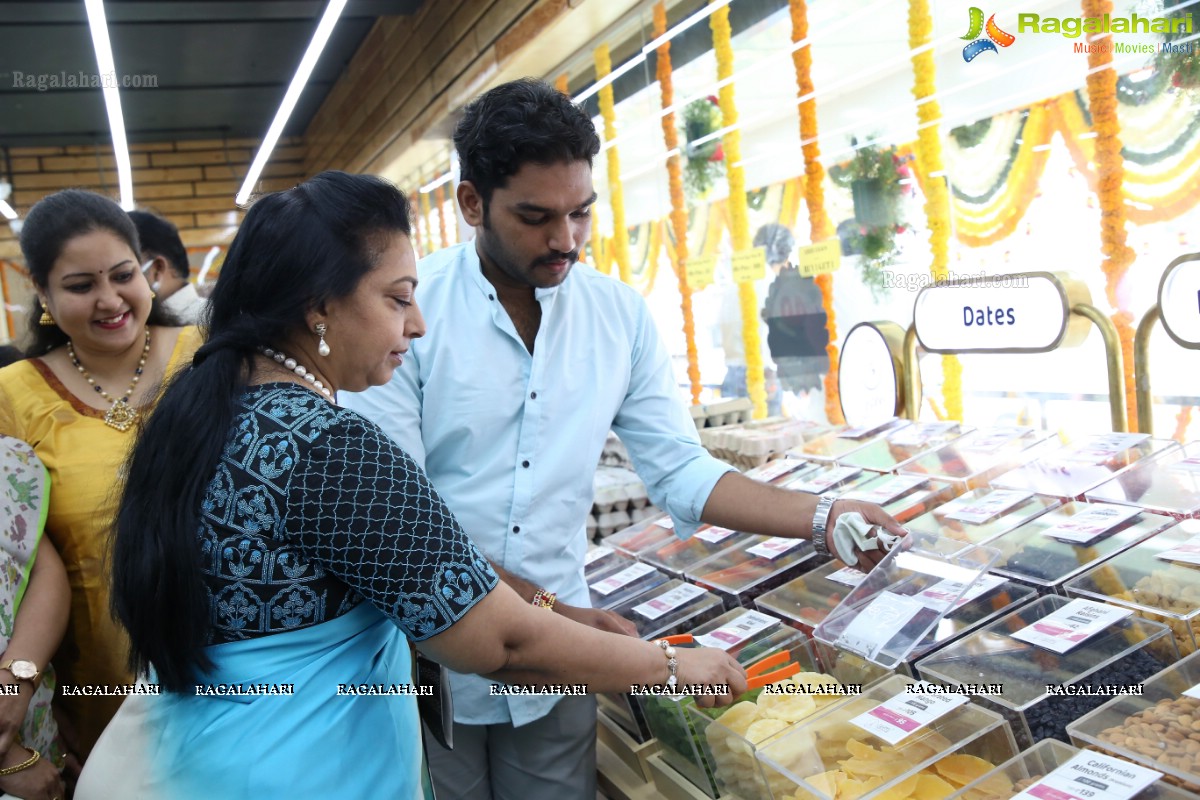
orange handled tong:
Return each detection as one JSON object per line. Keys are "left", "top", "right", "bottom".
{"left": 656, "top": 635, "right": 802, "bottom": 690}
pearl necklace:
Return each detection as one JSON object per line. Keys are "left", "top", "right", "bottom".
{"left": 259, "top": 348, "right": 334, "bottom": 400}
{"left": 67, "top": 327, "right": 151, "bottom": 432}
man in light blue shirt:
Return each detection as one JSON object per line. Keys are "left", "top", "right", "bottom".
{"left": 343, "top": 78, "right": 902, "bottom": 800}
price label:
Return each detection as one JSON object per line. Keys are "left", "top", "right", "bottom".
{"left": 825, "top": 566, "right": 867, "bottom": 587}
{"left": 838, "top": 419, "right": 897, "bottom": 440}
{"left": 962, "top": 427, "right": 1032, "bottom": 453}
{"left": 1168, "top": 457, "right": 1200, "bottom": 475}
{"left": 654, "top": 516, "right": 676, "bottom": 530}
{"left": 849, "top": 684, "right": 969, "bottom": 745}
{"left": 745, "top": 537, "right": 804, "bottom": 561}
{"left": 1156, "top": 533, "right": 1200, "bottom": 565}
{"left": 887, "top": 422, "right": 959, "bottom": 448}
{"left": 1059, "top": 433, "right": 1150, "bottom": 464}
{"left": 797, "top": 239, "right": 842, "bottom": 278}
{"left": 694, "top": 610, "right": 780, "bottom": 650}
{"left": 584, "top": 546, "right": 614, "bottom": 566}
{"left": 1011, "top": 750, "right": 1162, "bottom": 800}
{"left": 748, "top": 457, "right": 809, "bottom": 484}
{"left": 785, "top": 466, "right": 863, "bottom": 494}
{"left": 695, "top": 526, "right": 739, "bottom": 545}
{"left": 913, "top": 575, "right": 1006, "bottom": 612}
{"left": 1041, "top": 503, "right": 1141, "bottom": 545}
{"left": 589, "top": 563, "right": 657, "bottom": 597}
{"left": 941, "top": 490, "right": 1034, "bottom": 524}
{"left": 1182, "top": 681, "right": 1200, "bottom": 700}
{"left": 632, "top": 583, "right": 708, "bottom": 621}
{"left": 841, "top": 476, "right": 929, "bottom": 506}
{"left": 731, "top": 247, "right": 767, "bottom": 283}
{"left": 834, "top": 591, "right": 927, "bottom": 660}
{"left": 685, "top": 254, "right": 717, "bottom": 290}
{"left": 1012, "top": 599, "right": 1132, "bottom": 654}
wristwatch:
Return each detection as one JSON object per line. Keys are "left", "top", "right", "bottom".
{"left": 811, "top": 495, "right": 837, "bottom": 558}
{"left": 0, "top": 659, "right": 40, "bottom": 684}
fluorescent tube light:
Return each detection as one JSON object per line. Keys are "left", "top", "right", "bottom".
{"left": 0, "top": 200, "right": 16, "bottom": 221}
{"left": 420, "top": 172, "right": 453, "bottom": 194}
{"left": 573, "top": 52, "right": 647, "bottom": 105}
{"left": 84, "top": 0, "right": 134, "bottom": 211}
{"left": 641, "top": 0, "right": 732, "bottom": 54}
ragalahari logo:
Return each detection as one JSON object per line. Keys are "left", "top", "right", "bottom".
{"left": 962, "top": 7, "right": 1016, "bottom": 62}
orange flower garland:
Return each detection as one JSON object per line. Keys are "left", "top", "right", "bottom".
{"left": 1083, "top": 0, "right": 1138, "bottom": 427}
{"left": 711, "top": 3, "right": 767, "bottom": 418}
{"left": 435, "top": 184, "right": 450, "bottom": 249}
{"left": 909, "top": 0, "right": 963, "bottom": 421}
{"left": 554, "top": 72, "right": 569, "bottom": 94}
{"left": 1174, "top": 406, "right": 1193, "bottom": 443}
{"left": 594, "top": 45, "right": 632, "bottom": 284}
{"left": 789, "top": 0, "right": 843, "bottom": 424}
{"left": 654, "top": 2, "right": 702, "bottom": 404}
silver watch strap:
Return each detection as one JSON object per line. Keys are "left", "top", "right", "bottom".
{"left": 811, "top": 495, "right": 837, "bottom": 557}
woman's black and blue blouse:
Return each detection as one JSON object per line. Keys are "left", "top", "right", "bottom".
{"left": 198, "top": 383, "right": 498, "bottom": 644}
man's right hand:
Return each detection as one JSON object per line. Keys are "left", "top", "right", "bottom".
{"left": 555, "top": 602, "right": 638, "bottom": 637}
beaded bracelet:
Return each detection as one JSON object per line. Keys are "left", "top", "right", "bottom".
{"left": 0, "top": 745, "right": 39, "bottom": 776}
{"left": 656, "top": 639, "right": 678, "bottom": 692}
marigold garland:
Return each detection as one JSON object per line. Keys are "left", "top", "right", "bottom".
{"left": 554, "top": 72, "right": 569, "bottom": 95}
{"left": 909, "top": 0, "right": 963, "bottom": 421}
{"left": 654, "top": 2, "right": 702, "bottom": 404}
{"left": 1083, "top": 0, "right": 1138, "bottom": 428}
{"left": 789, "top": 0, "right": 843, "bottom": 424}
{"left": 435, "top": 184, "right": 450, "bottom": 249}
{"left": 594, "top": 45, "right": 631, "bottom": 284}
{"left": 711, "top": 4, "right": 767, "bottom": 418}
{"left": 1174, "top": 406, "right": 1193, "bottom": 443}
{"left": 418, "top": 189, "right": 435, "bottom": 255}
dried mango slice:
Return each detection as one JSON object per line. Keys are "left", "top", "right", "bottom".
{"left": 759, "top": 690, "right": 818, "bottom": 723}
{"left": 935, "top": 754, "right": 996, "bottom": 787}
{"left": 714, "top": 701, "right": 760, "bottom": 737}
{"left": 845, "top": 739, "right": 877, "bottom": 759}
{"left": 746, "top": 717, "right": 790, "bottom": 745}
{"left": 835, "top": 772, "right": 884, "bottom": 799}
{"left": 914, "top": 772, "right": 957, "bottom": 800}
{"left": 874, "top": 774, "right": 920, "bottom": 800}
{"left": 806, "top": 769, "right": 841, "bottom": 796}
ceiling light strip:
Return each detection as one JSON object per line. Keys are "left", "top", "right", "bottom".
{"left": 84, "top": 0, "right": 134, "bottom": 211}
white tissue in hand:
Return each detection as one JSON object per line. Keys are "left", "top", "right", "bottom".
{"left": 829, "top": 511, "right": 902, "bottom": 565}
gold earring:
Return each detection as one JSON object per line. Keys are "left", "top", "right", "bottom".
{"left": 150, "top": 290, "right": 157, "bottom": 300}
{"left": 38, "top": 309, "right": 55, "bottom": 326}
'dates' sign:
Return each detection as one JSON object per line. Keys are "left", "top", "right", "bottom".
{"left": 913, "top": 272, "right": 1092, "bottom": 354}
{"left": 1158, "top": 253, "right": 1200, "bottom": 350}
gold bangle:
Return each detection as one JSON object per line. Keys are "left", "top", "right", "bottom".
{"left": 532, "top": 588, "right": 557, "bottom": 610}
{"left": 0, "top": 745, "right": 39, "bottom": 776}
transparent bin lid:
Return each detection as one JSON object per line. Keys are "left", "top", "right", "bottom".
{"left": 947, "top": 739, "right": 1195, "bottom": 800}
{"left": 685, "top": 607, "right": 796, "bottom": 662}
{"left": 898, "top": 427, "right": 1060, "bottom": 488}
{"left": 756, "top": 561, "right": 873, "bottom": 637}
{"left": 917, "top": 595, "right": 1177, "bottom": 745}
{"left": 991, "top": 434, "right": 1179, "bottom": 500}
{"left": 756, "top": 673, "right": 1017, "bottom": 800}
{"left": 587, "top": 562, "right": 670, "bottom": 610}
{"left": 743, "top": 456, "right": 822, "bottom": 486}
{"left": 905, "top": 489, "right": 1063, "bottom": 546}
{"left": 838, "top": 421, "right": 972, "bottom": 474}
{"left": 583, "top": 545, "right": 633, "bottom": 583}
{"left": 775, "top": 463, "right": 873, "bottom": 496}
{"left": 1068, "top": 647, "right": 1200, "bottom": 792}
{"left": 607, "top": 579, "right": 725, "bottom": 641}
{"left": 836, "top": 474, "right": 965, "bottom": 525}
{"left": 685, "top": 534, "right": 818, "bottom": 603}
{"left": 1087, "top": 441, "right": 1200, "bottom": 517}
{"left": 639, "top": 524, "right": 756, "bottom": 578}
{"left": 982, "top": 502, "right": 1175, "bottom": 590}
{"left": 796, "top": 418, "right": 912, "bottom": 463}
{"left": 603, "top": 511, "right": 677, "bottom": 556}
{"left": 812, "top": 531, "right": 1002, "bottom": 669}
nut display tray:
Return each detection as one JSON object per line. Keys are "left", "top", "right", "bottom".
{"left": 639, "top": 524, "right": 757, "bottom": 579}
{"left": 756, "top": 561, "right": 874, "bottom": 638}
{"left": 1087, "top": 441, "right": 1200, "bottom": 518}
{"left": 1065, "top": 519, "right": 1200, "bottom": 657}
{"left": 796, "top": 418, "right": 912, "bottom": 463}
{"left": 603, "top": 512, "right": 678, "bottom": 556}
{"left": 1067, "top": 647, "right": 1200, "bottom": 794}
{"left": 917, "top": 594, "right": 1178, "bottom": 748}
{"left": 904, "top": 488, "right": 1062, "bottom": 546}
{"left": 835, "top": 474, "right": 964, "bottom": 526}
{"left": 898, "top": 427, "right": 1061, "bottom": 490}
{"left": 981, "top": 502, "right": 1175, "bottom": 593}
{"left": 990, "top": 434, "right": 1180, "bottom": 500}
{"left": 837, "top": 421, "right": 971, "bottom": 474}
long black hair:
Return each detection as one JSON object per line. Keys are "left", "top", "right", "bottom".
{"left": 111, "top": 171, "right": 413, "bottom": 691}
{"left": 18, "top": 188, "right": 176, "bottom": 355}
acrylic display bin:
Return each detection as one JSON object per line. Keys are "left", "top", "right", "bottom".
{"left": 837, "top": 421, "right": 971, "bottom": 474}
{"left": 743, "top": 456, "right": 823, "bottom": 487}
{"left": 836, "top": 474, "right": 965, "bottom": 526}
{"left": 756, "top": 561, "right": 874, "bottom": 639}
{"left": 604, "top": 512, "right": 678, "bottom": 557}
{"left": 639, "top": 524, "right": 758, "bottom": 580}
{"left": 1087, "top": 441, "right": 1200, "bottom": 519}
{"left": 904, "top": 488, "right": 1062, "bottom": 546}
{"left": 897, "top": 426, "right": 1061, "bottom": 492}
{"left": 685, "top": 534, "right": 820, "bottom": 609}
{"left": 990, "top": 434, "right": 1180, "bottom": 501}
{"left": 796, "top": 418, "right": 912, "bottom": 464}
{"left": 774, "top": 463, "right": 876, "bottom": 497}
{"left": 583, "top": 545, "right": 635, "bottom": 583}
{"left": 917, "top": 594, "right": 1179, "bottom": 749}
{"left": 587, "top": 561, "right": 670, "bottom": 610}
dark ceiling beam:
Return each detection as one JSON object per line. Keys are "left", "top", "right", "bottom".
{"left": 0, "top": 1, "right": 421, "bottom": 25}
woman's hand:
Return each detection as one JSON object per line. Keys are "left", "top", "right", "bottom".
{"left": 673, "top": 647, "right": 747, "bottom": 709}
{"left": 0, "top": 747, "right": 65, "bottom": 800}
{"left": 0, "top": 681, "right": 33, "bottom": 758}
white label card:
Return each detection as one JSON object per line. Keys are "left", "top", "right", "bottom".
{"left": 1011, "top": 750, "right": 1163, "bottom": 800}
{"left": 834, "top": 591, "right": 927, "bottom": 660}
{"left": 887, "top": 422, "right": 959, "bottom": 448}
{"left": 584, "top": 546, "right": 614, "bottom": 566}
{"left": 1059, "top": 433, "right": 1150, "bottom": 464}
{"left": 745, "top": 537, "right": 804, "bottom": 561}
{"left": 1011, "top": 599, "right": 1132, "bottom": 654}
{"left": 962, "top": 427, "right": 1031, "bottom": 453}
{"left": 913, "top": 575, "right": 1007, "bottom": 612}
{"left": 1169, "top": 457, "right": 1200, "bottom": 475}
{"left": 655, "top": 516, "right": 676, "bottom": 530}
{"left": 826, "top": 567, "right": 867, "bottom": 587}
{"left": 632, "top": 583, "right": 708, "bottom": 621}
{"left": 749, "top": 458, "right": 808, "bottom": 484}
{"left": 941, "top": 490, "right": 1034, "bottom": 524}
{"left": 785, "top": 466, "right": 863, "bottom": 494}
{"left": 1157, "top": 534, "right": 1200, "bottom": 565}
{"left": 840, "top": 476, "right": 929, "bottom": 505}
{"left": 838, "top": 419, "right": 897, "bottom": 440}
{"left": 849, "top": 685, "right": 969, "bottom": 745}
{"left": 589, "top": 563, "right": 657, "bottom": 597}
{"left": 1183, "top": 681, "right": 1200, "bottom": 700}
{"left": 1041, "top": 503, "right": 1141, "bottom": 544}
{"left": 693, "top": 610, "right": 780, "bottom": 650}
{"left": 695, "top": 526, "right": 739, "bottom": 545}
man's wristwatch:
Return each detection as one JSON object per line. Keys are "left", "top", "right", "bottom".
{"left": 0, "top": 659, "right": 40, "bottom": 684}
{"left": 811, "top": 495, "right": 837, "bottom": 558}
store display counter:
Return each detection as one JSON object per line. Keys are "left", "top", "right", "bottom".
{"left": 838, "top": 421, "right": 971, "bottom": 475}
{"left": 898, "top": 427, "right": 1061, "bottom": 491}
{"left": 991, "top": 434, "right": 1179, "bottom": 501}
{"left": 1087, "top": 442, "right": 1200, "bottom": 519}
{"left": 904, "top": 488, "right": 1062, "bottom": 546}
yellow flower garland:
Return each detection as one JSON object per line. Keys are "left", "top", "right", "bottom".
{"left": 789, "top": 0, "right": 843, "bottom": 424}
{"left": 654, "top": 2, "right": 702, "bottom": 404}
{"left": 908, "top": 0, "right": 963, "bottom": 422}
{"left": 594, "top": 45, "right": 632, "bottom": 284}
{"left": 435, "top": 184, "right": 451, "bottom": 249}
{"left": 1083, "top": 0, "right": 1138, "bottom": 427}
{"left": 418, "top": 190, "right": 435, "bottom": 255}
{"left": 1175, "top": 406, "right": 1193, "bottom": 443}
{"left": 711, "top": 3, "right": 767, "bottom": 418}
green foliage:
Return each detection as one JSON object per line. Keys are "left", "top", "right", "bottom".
{"left": 682, "top": 98, "right": 726, "bottom": 198}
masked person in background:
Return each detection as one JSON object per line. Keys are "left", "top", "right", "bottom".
{"left": 128, "top": 211, "right": 206, "bottom": 325}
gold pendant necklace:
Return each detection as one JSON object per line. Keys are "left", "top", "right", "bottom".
{"left": 67, "top": 328, "right": 152, "bottom": 432}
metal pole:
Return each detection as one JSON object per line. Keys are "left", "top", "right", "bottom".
{"left": 1072, "top": 304, "right": 1128, "bottom": 433}
{"left": 1134, "top": 305, "right": 1160, "bottom": 436}
{"left": 904, "top": 324, "right": 920, "bottom": 421}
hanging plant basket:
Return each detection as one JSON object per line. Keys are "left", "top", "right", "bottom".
{"left": 681, "top": 97, "right": 726, "bottom": 199}
{"left": 850, "top": 178, "right": 895, "bottom": 228}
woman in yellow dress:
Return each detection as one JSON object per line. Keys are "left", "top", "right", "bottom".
{"left": 0, "top": 189, "right": 201, "bottom": 766}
